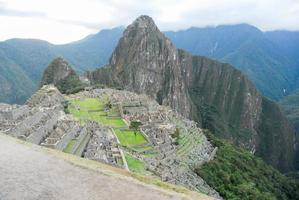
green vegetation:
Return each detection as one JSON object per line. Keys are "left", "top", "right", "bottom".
{"left": 68, "top": 97, "right": 126, "bottom": 127}
{"left": 56, "top": 75, "right": 86, "bottom": 94}
{"left": 171, "top": 128, "right": 180, "bottom": 145}
{"left": 195, "top": 130, "right": 299, "bottom": 200}
{"left": 257, "top": 97, "right": 295, "bottom": 171}
{"left": 280, "top": 89, "right": 299, "bottom": 132}
{"left": 40, "top": 57, "right": 87, "bottom": 94}
{"left": 63, "top": 139, "right": 76, "bottom": 153}
{"left": 129, "top": 120, "right": 143, "bottom": 136}
{"left": 125, "top": 153, "right": 146, "bottom": 173}
{"left": 115, "top": 130, "right": 147, "bottom": 147}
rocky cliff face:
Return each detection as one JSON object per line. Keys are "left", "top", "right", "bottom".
{"left": 89, "top": 15, "right": 297, "bottom": 172}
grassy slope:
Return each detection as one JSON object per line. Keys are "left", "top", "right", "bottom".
{"left": 125, "top": 153, "right": 146, "bottom": 173}
{"left": 115, "top": 129, "right": 147, "bottom": 147}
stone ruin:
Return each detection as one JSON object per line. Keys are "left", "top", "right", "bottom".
{"left": 84, "top": 121, "right": 124, "bottom": 167}
{"left": 79, "top": 88, "right": 221, "bottom": 198}
{"left": 0, "top": 85, "right": 125, "bottom": 169}
{"left": 0, "top": 86, "right": 221, "bottom": 199}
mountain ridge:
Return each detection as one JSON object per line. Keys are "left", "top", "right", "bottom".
{"left": 0, "top": 27, "right": 123, "bottom": 104}
{"left": 1, "top": 23, "right": 299, "bottom": 104}
{"left": 165, "top": 25, "right": 299, "bottom": 100}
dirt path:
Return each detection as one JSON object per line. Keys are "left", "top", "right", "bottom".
{"left": 0, "top": 134, "right": 188, "bottom": 200}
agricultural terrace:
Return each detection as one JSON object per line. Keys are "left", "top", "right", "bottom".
{"left": 66, "top": 96, "right": 156, "bottom": 173}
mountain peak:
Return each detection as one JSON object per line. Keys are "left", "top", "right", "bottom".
{"left": 40, "top": 57, "right": 76, "bottom": 87}
{"left": 124, "top": 15, "right": 159, "bottom": 35}
{"left": 133, "top": 15, "right": 155, "bottom": 27}
{"left": 40, "top": 57, "right": 86, "bottom": 94}
{"left": 108, "top": 15, "right": 173, "bottom": 73}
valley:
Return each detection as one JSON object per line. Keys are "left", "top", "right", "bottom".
{"left": 0, "top": 11, "right": 299, "bottom": 200}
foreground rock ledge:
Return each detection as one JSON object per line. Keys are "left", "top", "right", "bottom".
{"left": 0, "top": 133, "right": 215, "bottom": 200}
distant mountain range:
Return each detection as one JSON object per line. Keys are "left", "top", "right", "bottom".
{"left": 165, "top": 25, "right": 299, "bottom": 100}
{"left": 1, "top": 23, "right": 299, "bottom": 105}
{"left": 0, "top": 27, "right": 123, "bottom": 103}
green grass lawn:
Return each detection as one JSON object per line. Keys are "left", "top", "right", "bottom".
{"left": 68, "top": 97, "right": 127, "bottom": 128}
{"left": 125, "top": 153, "right": 146, "bottom": 173}
{"left": 131, "top": 145, "right": 153, "bottom": 153}
{"left": 115, "top": 129, "right": 147, "bottom": 147}
{"left": 88, "top": 112, "right": 127, "bottom": 128}
{"left": 70, "top": 98, "right": 106, "bottom": 112}
{"left": 63, "top": 139, "right": 77, "bottom": 153}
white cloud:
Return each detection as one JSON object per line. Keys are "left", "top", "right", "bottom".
{"left": 0, "top": 0, "right": 298, "bottom": 44}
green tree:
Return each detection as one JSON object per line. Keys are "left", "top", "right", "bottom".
{"left": 129, "top": 120, "right": 142, "bottom": 137}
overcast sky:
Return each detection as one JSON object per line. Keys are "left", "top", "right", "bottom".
{"left": 0, "top": 0, "right": 298, "bottom": 44}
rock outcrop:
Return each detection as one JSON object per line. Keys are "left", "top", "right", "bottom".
{"left": 40, "top": 57, "right": 86, "bottom": 94}
{"left": 40, "top": 57, "right": 76, "bottom": 86}
{"left": 89, "top": 15, "right": 297, "bottom": 172}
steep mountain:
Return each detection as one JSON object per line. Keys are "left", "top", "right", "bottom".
{"left": 0, "top": 27, "right": 123, "bottom": 104}
{"left": 165, "top": 25, "right": 299, "bottom": 100}
{"left": 89, "top": 15, "right": 297, "bottom": 172}
{"left": 40, "top": 57, "right": 85, "bottom": 94}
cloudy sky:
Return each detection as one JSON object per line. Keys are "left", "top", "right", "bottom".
{"left": 0, "top": 0, "right": 298, "bottom": 44}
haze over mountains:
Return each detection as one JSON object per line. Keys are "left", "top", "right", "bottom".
{"left": 165, "top": 25, "right": 299, "bottom": 100}
{"left": 0, "top": 27, "right": 123, "bottom": 103}
{"left": 1, "top": 22, "right": 299, "bottom": 105}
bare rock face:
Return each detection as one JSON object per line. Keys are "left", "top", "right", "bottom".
{"left": 40, "top": 57, "right": 76, "bottom": 86}
{"left": 90, "top": 15, "right": 297, "bottom": 172}
{"left": 91, "top": 16, "right": 191, "bottom": 117}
